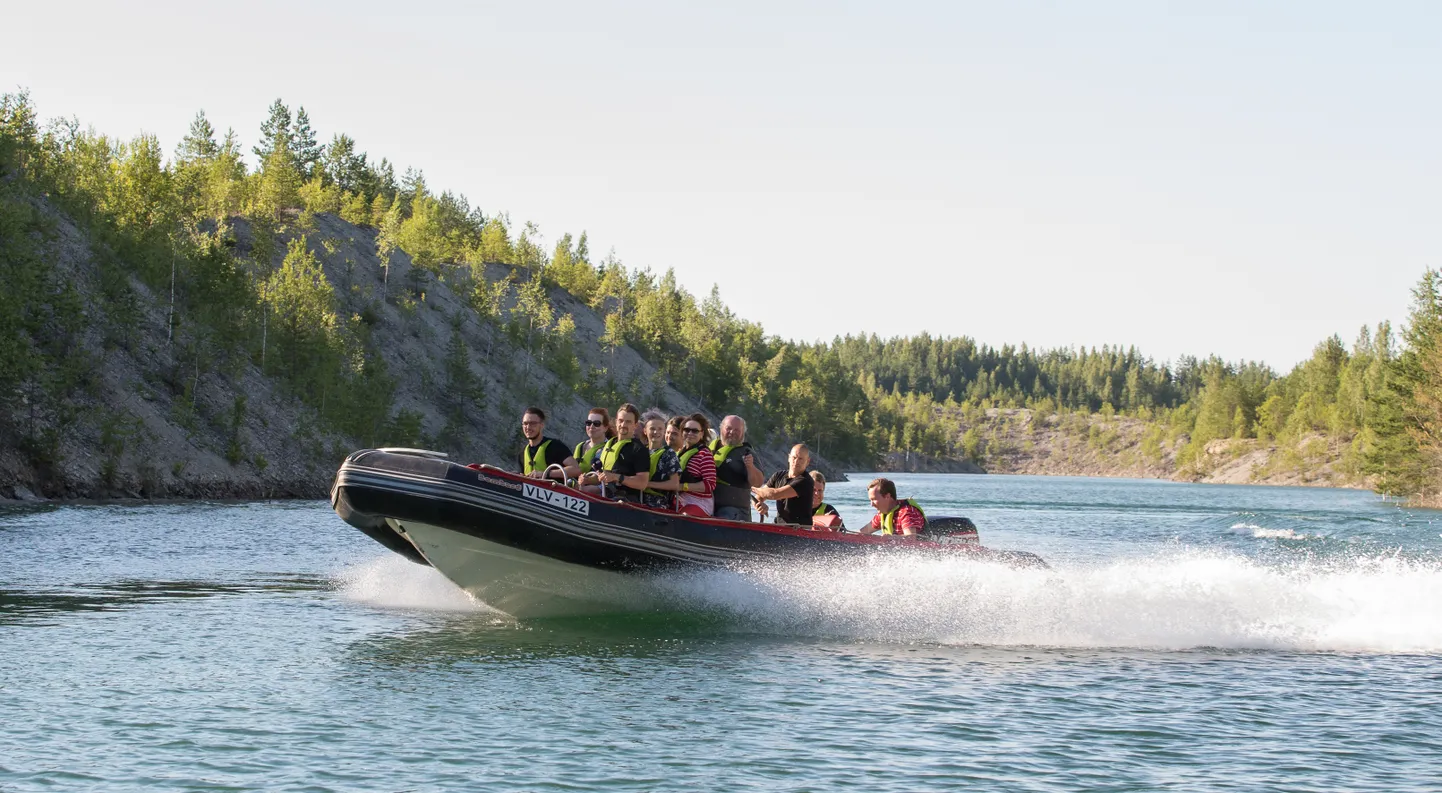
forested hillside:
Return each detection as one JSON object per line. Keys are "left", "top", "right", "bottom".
{"left": 2, "top": 91, "right": 1441, "bottom": 502}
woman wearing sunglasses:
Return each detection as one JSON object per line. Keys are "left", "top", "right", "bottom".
{"left": 642, "top": 413, "right": 715, "bottom": 515}
{"left": 573, "top": 407, "right": 614, "bottom": 476}
{"left": 673, "top": 414, "right": 718, "bottom": 517}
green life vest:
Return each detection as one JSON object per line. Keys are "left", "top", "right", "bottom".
{"left": 574, "top": 440, "right": 602, "bottom": 470}
{"left": 814, "top": 502, "right": 832, "bottom": 516}
{"left": 644, "top": 447, "right": 669, "bottom": 497}
{"left": 522, "top": 439, "right": 553, "bottom": 476}
{"left": 709, "top": 439, "right": 750, "bottom": 508}
{"left": 678, "top": 445, "right": 701, "bottom": 469}
{"left": 711, "top": 442, "right": 741, "bottom": 468}
{"left": 879, "top": 498, "right": 926, "bottom": 535}
{"left": 599, "top": 437, "right": 638, "bottom": 473}
{"left": 676, "top": 445, "right": 705, "bottom": 486}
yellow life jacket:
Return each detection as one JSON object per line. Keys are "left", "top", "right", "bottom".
{"left": 711, "top": 442, "right": 742, "bottom": 469}
{"left": 880, "top": 499, "right": 926, "bottom": 535}
{"left": 814, "top": 502, "right": 833, "bottom": 516}
{"left": 574, "top": 440, "right": 602, "bottom": 470}
{"left": 679, "top": 445, "right": 702, "bottom": 469}
{"left": 521, "top": 439, "right": 553, "bottom": 476}
{"left": 643, "top": 447, "right": 669, "bottom": 497}
{"left": 677, "top": 445, "right": 707, "bottom": 486}
{"left": 599, "top": 437, "right": 638, "bottom": 472}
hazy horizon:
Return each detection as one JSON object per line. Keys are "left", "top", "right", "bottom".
{"left": 5, "top": 1, "right": 1437, "bottom": 371}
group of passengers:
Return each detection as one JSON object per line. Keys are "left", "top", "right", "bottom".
{"left": 516, "top": 404, "right": 923, "bottom": 535}
{"left": 516, "top": 404, "right": 723, "bottom": 517}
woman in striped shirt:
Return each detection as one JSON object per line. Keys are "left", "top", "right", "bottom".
{"left": 675, "top": 414, "right": 717, "bottom": 516}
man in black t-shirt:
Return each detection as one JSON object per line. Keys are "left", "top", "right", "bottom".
{"left": 752, "top": 444, "right": 815, "bottom": 526}
{"left": 517, "top": 407, "right": 580, "bottom": 482}
{"left": 576, "top": 403, "right": 652, "bottom": 501}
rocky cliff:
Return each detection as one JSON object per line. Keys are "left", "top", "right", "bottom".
{"left": 0, "top": 202, "right": 812, "bottom": 501}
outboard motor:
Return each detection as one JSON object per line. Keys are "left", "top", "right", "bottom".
{"left": 922, "top": 516, "right": 980, "bottom": 545}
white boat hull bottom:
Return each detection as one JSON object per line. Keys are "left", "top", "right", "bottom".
{"left": 391, "top": 519, "right": 668, "bottom": 619}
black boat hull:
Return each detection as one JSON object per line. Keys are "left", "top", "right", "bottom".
{"left": 332, "top": 449, "right": 1043, "bottom": 617}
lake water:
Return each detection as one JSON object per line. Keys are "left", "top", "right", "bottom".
{"left": 2, "top": 474, "right": 1441, "bottom": 791}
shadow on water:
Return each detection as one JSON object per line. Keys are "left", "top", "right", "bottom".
{"left": 344, "top": 610, "right": 750, "bottom": 669}
{"left": 0, "top": 574, "right": 329, "bottom": 625}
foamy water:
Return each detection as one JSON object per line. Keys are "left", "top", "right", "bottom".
{"left": 337, "top": 554, "right": 491, "bottom": 613}
{"left": 337, "top": 548, "right": 1442, "bottom": 653}
{"left": 662, "top": 551, "right": 1442, "bottom": 652}
{"left": 1230, "top": 521, "right": 1317, "bottom": 540}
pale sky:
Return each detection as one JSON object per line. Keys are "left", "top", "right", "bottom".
{"left": 5, "top": 1, "right": 1438, "bottom": 370}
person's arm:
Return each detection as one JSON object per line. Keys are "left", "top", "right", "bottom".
{"left": 688, "top": 454, "right": 717, "bottom": 496}
{"left": 650, "top": 460, "right": 682, "bottom": 492}
{"left": 602, "top": 446, "right": 650, "bottom": 492}
{"left": 743, "top": 452, "right": 765, "bottom": 487}
{"left": 753, "top": 484, "right": 797, "bottom": 501}
{"left": 559, "top": 455, "right": 581, "bottom": 481}
{"left": 858, "top": 514, "right": 882, "bottom": 535}
{"left": 609, "top": 471, "right": 650, "bottom": 491}
{"left": 897, "top": 506, "right": 924, "bottom": 537}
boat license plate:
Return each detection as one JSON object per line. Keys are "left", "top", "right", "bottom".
{"left": 522, "top": 483, "right": 590, "bottom": 516}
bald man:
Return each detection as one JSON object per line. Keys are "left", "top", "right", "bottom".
{"left": 710, "top": 414, "right": 765, "bottom": 521}
{"left": 752, "top": 444, "right": 815, "bottom": 526}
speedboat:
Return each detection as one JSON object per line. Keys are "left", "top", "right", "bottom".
{"left": 332, "top": 448, "right": 1046, "bottom": 618}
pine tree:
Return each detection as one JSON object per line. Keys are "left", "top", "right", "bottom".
{"left": 252, "top": 99, "right": 293, "bottom": 164}
{"left": 324, "top": 134, "right": 369, "bottom": 193}
{"left": 476, "top": 217, "right": 513, "bottom": 264}
{"left": 374, "top": 158, "right": 397, "bottom": 195}
{"left": 1385, "top": 269, "right": 1442, "bottom": 496}
{"left": 252, "top": 147, "right": 301, "bottom": 218}
{"left": 264, "top": 237, "right": 339, "bottom": 383}
{"left": 400, "top": 167, "right": 427, "bottom": 205}
{"left": 174, "top": 111, "right": 220, "bottom": 213}
{"left": 540, "top": 313, "right": 580, "bottom": 386}
{"left": 292, "top": 107, "right": 323, "bottom": 180}
{"left": 369, "top": 192, "right": 388, "bottom": 227}
{"left": 514, "top": 273, "right": 553, "bottom": 351}
{"left": 177, "top": 111, "right": 219, "bottom": 164}
{"left": 339, "top": 191, "right": 371, "bottom": 226}
{"left": 441, "top": 324, "right": 484, "bottom": 444}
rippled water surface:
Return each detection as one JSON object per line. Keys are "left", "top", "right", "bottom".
{"left": 3, "top": 475, "right": 1442, "bottom": 791}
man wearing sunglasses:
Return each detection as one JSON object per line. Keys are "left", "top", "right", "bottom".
{"left": 517, "top": 407, "right": 581, "bottom": 482}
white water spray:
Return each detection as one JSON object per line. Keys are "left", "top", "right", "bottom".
{"left": 658, "top": 550, "right": 1442, "bottom": 653}
{"left": 334, "top": 549, "right": 1442, "bottom": 653}
{"left": 336, "top": 555, "right": 491, "bottom": 613}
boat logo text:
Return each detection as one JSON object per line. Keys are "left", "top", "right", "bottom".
{"left": 522, "top": 483, "right": 590, "bottom": 516}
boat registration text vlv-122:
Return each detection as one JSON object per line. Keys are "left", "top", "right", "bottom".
{"left": 522, "top": 483, "right": 590, "bottom": 516}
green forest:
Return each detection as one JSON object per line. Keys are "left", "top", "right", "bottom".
{"left": 2, "top": 90, "right": 1441, "bottom": 500}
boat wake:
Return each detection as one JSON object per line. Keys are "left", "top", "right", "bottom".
{"left": 655, "top": 549, "right": 1442, "bottom": 653}
{"left": 1230, "top": 522, "right": 1318, "bottom": 540}
{"left": 334, "top": 550, "right": 1442, "bottom": 654}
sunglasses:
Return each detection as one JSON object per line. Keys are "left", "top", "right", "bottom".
{"left": 584, "top": 420, "right": 605, "bottom": 427}
{"left": 684, "top": 427, "right": 702, "bottom": 434}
